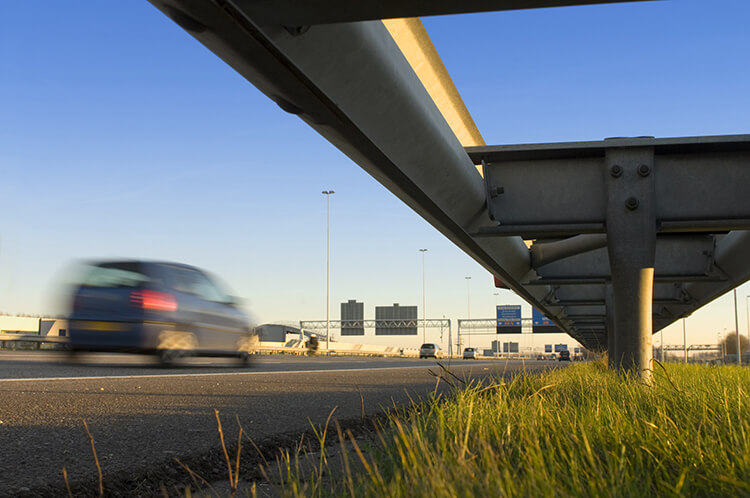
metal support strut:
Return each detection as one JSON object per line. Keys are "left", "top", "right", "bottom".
{"left": 605, "top": 284, "right": 616, "bottom": 369}
{"left": 606, "top": 146, "right": 656, "bottom": 382}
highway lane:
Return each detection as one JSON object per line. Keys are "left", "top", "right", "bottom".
{"left": 0, "top": 351, "right": 525, "bottom": 380}
{"left": 0, "top": 353, "right": 556, "bottom": 496}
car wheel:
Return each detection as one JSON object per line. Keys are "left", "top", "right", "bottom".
{"left": 66, "top": 347, "right": 83, "bottom": 363}
{"left": 156, "top": 331, "right": 196, "bottom": 367}
{"left": 159, "top": 349, "right": 183, "bottom": 366}
{"left": 238, "top": 351, "right": 253, "bottom": 367}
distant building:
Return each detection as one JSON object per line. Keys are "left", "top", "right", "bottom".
{"left": 340, "top": 300, "right": 364, "bottom": 336}
{"left": 0, "top": 317, "right": 67, "bottom": 337}
{"left": 255, "top": 324, "right": 300, "bottom": 342}
{"left": 503, "top": 342, "right": 519, "bottom": 353}
{"left": 0, "top": 316, "right": 41, "bottom": 334}
{"left": 40, "top": 319, "right": 68, "bottom": 337}
{"left": 491, "top": 340, "right": 502, "bottom": 353}
{"left": 375, "top": 303, "right": 417, "bottom": 335}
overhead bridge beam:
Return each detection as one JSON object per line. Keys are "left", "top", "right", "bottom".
{"left": 147, "top": 0, "right": 562, "bottom": 331}
{"left": 149, "top": 0, "right": 747, "bottom": 376}
{"left": 470, "top": 135, "right": 750, "bottom": 381}
{"left": 225, "top": 0, "right": 653, "bottom": 26}
{"left": 470, "top": 135, "right": 750, "bottom": 238}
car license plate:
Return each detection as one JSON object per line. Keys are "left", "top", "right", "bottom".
{"left": 73, "top": 321, "right": 129, "bottom": 332}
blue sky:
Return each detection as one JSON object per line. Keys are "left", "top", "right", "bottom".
{"left": 1, "top": 1, "right": 749, "bottom": 350}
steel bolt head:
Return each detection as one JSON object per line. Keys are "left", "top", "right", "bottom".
{"left": 610, "top": 165, "right": 623, "bottom": 177}
{"left": 625, "top": 197, "right": 639, "bottom": 210}
{"left": 638, "top": 164, "right": 651, "bottom": 177}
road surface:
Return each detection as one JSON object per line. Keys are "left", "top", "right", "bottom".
{"left": 0, "top": 352, "right": 557, "bottom": 496}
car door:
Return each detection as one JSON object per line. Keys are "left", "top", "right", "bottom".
{"left": 162, "top": 265, "right": 246, "bottom": 351}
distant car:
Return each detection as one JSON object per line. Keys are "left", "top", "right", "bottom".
{"left": 463, "top": 347, "right": 478, "bottom": 360}
{"left": 558, "top": 350, "right": 571, "bottom": 362}
{"left": 67, "top": 260, "right": 258, "bottom": 365}
{"left": 536, "top": 354, "right": 545, "bottom": 360}
{"left": 419, "top": 343, "right": 442, "bottom": 359}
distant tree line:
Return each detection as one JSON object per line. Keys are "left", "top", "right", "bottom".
{"left": 719, "top": 331, "right": 749, "bottom": 355}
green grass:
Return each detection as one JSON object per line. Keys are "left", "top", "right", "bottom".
{"left": 275, "top": 361, "right": 750, "bottom": 497}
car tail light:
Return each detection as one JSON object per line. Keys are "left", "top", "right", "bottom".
{"left": 130, "top": 290, "right": 178, "bottom": 311}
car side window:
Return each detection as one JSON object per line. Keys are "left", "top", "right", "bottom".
{"left": 80, "top": 263, "right": 151, "bottom": 288}
{"left": 168, "top": 267, "right": 227, "bottom": 303}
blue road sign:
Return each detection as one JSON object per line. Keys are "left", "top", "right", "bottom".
{"left": 532, "top": 308, "right": 560, "bottom": 333}
{"left": 496, "top": 305, "right": 521, "bottom": 333}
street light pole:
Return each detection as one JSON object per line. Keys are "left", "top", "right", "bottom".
{"left": 717, "top": 332, "right": 722, "bottom": 361}
{"left": 682, "top": 318, "right": 687, "bottom": 364}
{"left": 734, "top": 289, "right": 741, "bottom": 365}
{"left": 322, "top": 190, "right": 335, "bottom": 350}
{"left": 660, "top": 328, "right": 664, "bottom": 362}
{"left": 419, "top": 248, "right": 427, "bottom": 344}
{"left": 465, "top": 276, "right": 471, "bottom": 347}
{"left": 493, "top": 292, "right": 500, "bottom": 357}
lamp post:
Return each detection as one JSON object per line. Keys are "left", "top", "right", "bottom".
{"left": 660, "top": 328, "right": 664, "bottom": 362}
{"left": 322, "top": 190, "right": 335, "bottom": 350}
{"left": 419, "top": 249, "right": 428, "bottom": 344}
{"left": 682, "top": 318, "right": 687, "bottom": 364}
{"left": 493, "top": 292, "right": 500, "bottom": 356}
{"left": 465, "top": 276, "right": 471, "bottom": 347}
{"left": 734, "top": 289, "right": 741, "bottom": 365}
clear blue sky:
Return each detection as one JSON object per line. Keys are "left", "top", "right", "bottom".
{"left": 1, "top": 1, "right": 749, "bottom": 350}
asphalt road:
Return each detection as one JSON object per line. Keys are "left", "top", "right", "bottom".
{"left": 0, "top": 352, "right": 557, "bottom": 496}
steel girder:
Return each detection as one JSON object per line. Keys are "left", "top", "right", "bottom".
{"left": 219, "top": 0, "right": 650, "bottom": 26}
{"left": 147, "top": 1, "right": 747, "bottom": 358}
{"left": 147, "top": 0, "right": 557, "bottom": 330}
{"left": 468, "top": 136, "right": 750, "bottom": 367}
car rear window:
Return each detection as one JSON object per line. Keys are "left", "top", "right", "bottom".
{"left": 78, "top": 262, "right": 151, "bottom": 288}
{"left": 421, "top": 344, "right": 435, "bottom": 349}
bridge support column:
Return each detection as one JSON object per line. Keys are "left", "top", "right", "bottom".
{"left": 605, "top": 284, "right": 616, "bottom": 368}
{"left": 605, "top": 146, "right": 655, "bottom": 383}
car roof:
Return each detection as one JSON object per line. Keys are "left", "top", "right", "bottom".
{"left": 84, "top": 259, "right": 203, "bottom": 272}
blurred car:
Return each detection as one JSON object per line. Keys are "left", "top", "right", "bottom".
{"left": 419, "top": 343, "right": 442, "bottom": 359}
{"left": 463, "top": 347, "right": 478, "bottom": 360}
{"left": 558, "top": 350, "right": 571, "bottom": 362}
{"left": 67, "top": 260, "right": 258, "bottom": 365}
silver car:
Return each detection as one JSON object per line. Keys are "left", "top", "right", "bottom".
{"left": 419, "top": 343, "right": 442, "bottom": 359}
{"left": 463, "top": 347, "right": 478, "bottom": 360}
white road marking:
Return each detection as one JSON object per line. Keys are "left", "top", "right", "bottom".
{"left": 0, "top": 362, "right": 497, "bottom": 383}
